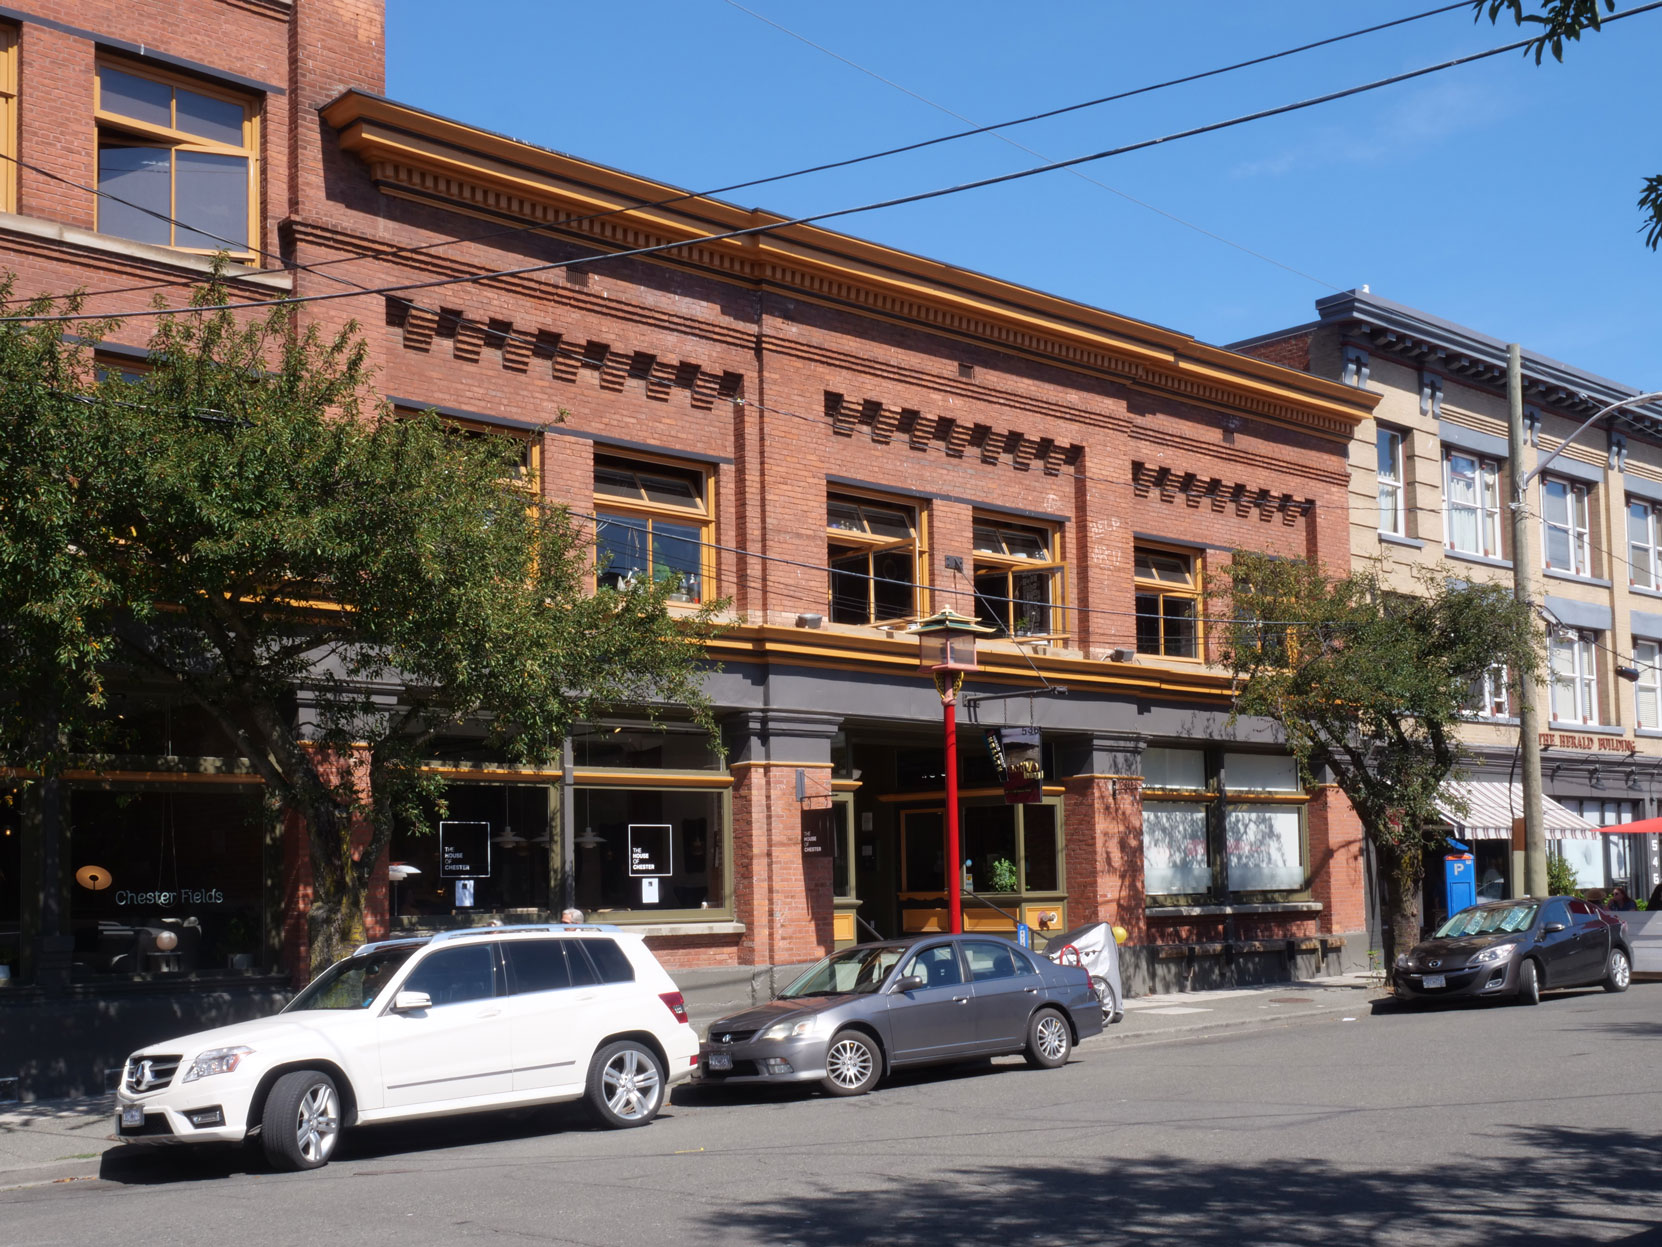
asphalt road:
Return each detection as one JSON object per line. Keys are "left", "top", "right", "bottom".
{"left": 5, "top": 983, "right": 1660, "bottom": 1247}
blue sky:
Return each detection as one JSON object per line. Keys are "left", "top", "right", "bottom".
{"left": 387, "top": 2, "right": 1660, "bottom": 389}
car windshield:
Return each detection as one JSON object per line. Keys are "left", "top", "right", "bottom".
{"left": 284, "top": 946, "right": 418, "bottom": 1011}
{"left": 1433, "top": 903, "right": 1539, "bottom": 939}
{"left": 779, "top": 944, "right": 909, "bottom": 997}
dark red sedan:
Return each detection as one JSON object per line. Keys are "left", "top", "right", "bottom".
{"left": 1395, "top": 897, "right": 1632, "bottom": 1005}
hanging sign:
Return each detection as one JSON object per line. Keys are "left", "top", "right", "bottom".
{"left": 439, "top": 821, "right": 492, "bottom": 879}
{"left": 801, "top": 808, "right": 832, "bottom": 855}
{"left": 999, "top": 727, "right": 1043, "bottom": 804}
{"left": 628, "top": 824, "right": 673, "bottom": 877}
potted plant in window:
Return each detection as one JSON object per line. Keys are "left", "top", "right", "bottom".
{"left": 988, "top": 857, "right": 1019, "bottom": 894}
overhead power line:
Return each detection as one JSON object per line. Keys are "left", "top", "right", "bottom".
{"left": 17, "top": 1, "right": 1653, "bottom": 325}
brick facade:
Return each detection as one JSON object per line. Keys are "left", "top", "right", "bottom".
{"left": 4, "top": 1, "right": 1382, "bottom": 1000}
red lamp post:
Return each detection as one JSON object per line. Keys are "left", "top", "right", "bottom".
{"left": 911, "top": 608, "right": 994, "bottom": 934}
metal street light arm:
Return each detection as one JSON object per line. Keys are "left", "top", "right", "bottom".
{"left": 1516, "top": 391, "right": 1662, "bottom": 499}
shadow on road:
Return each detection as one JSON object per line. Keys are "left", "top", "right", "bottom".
{"left": 705, "top": 1124, "right": 1662, "bottom": 1246}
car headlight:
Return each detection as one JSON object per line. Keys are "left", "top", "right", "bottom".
{"left": 182, "top": 1046, "right": 253, "bottom": 1082}
{"left": 1395, "top": 953, "right": 1409, "bottom": 969}
{"left": 759, "top": 1017, "right": 822, "bottom": 1042}
{"left": 1466, "top": 943, "right": 1518, "bottom": 968}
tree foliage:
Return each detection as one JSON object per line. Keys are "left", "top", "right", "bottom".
{"left": 1474, "top": 0, "right": 1662, "bottom": 248}
{"left": 0, "top": 277, "right": 724, "bottom": 972}
{"left": 1217, "top": 551, "right": 1541, "bottom": 974}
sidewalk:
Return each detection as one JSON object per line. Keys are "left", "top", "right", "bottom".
{"left": 0, "top": 972, "right": 1386, "bottom": 1189}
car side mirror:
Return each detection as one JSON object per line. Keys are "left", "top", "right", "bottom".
{"left": 891, "top": 974, "right": 924, "bottom": 994}
{"left": 391, "top": 990, "right": 432, "bottom": 1012}
{"left": 1541, "top": 922, "right": 1566, "bottom": 934}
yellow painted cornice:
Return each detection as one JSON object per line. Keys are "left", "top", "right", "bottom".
{"left": 322, "top": 92, "right": 1377, "bottom": 441}
{"left": 705, "top": 623, "right": 1238, "bottom": 702}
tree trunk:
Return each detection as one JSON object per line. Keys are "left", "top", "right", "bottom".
{"left": 1378, "top": 839, "right": 1425, "bottom": 986}
{"left": 304, "top": 798, "right": 368, "bottom": 978}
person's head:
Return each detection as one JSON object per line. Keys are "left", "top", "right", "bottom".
{"left": 1610, "top": 886, "right": 1629, "bottom": 904}
{"left": 560, "top": 907, "right": 584, "bottom": 924}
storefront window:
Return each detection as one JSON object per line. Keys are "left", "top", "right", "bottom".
{"left": 830, "top": 797, "right": 856, "bottom": 900}
{"left": 392, "top": 782, "right": 553, "bottom": 917}
{"left": 573, "top": 787, "right": 726, "bottom": 914}
{"left": 572, "top": 726, "right": 721, "bottom": 771}
{"left": 69, "top": 787, "right": 264, "bottom": 976}
{"left": 1141, "top": 748, "right": 1307, "bottom": 900}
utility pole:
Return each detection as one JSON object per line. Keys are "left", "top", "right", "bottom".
{"left": 1507, "top": 343, "right": 1548, "bottom": 898}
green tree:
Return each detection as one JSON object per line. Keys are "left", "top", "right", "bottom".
{"left": 1217, "top": 552, "right": 1541, "bottom": 980}
{"left": 0, "top": 280, "right": 722, "bottom": 974}
{"left": 1474, "top": 1, "right": 1662, "bottom": 247}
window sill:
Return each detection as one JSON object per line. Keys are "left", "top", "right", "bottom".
{"left": 1459, "top": 715, "right": 1520, "bottom": 726}
{"left": 0, "top": 211, "right": 292, "bottom": 290}
{"left": 1543, "top": 568, "right": 1613, "bottom": 589}
{"left": 1444, "top": 549, "right": 1513, "bottom": 570}
{"left": 1631, "top": 585, "right": 1662, "bottom": 601}
{"left": 1145, "top": 901, "right": 1323, "bottom": 917}
{"left": 1546, "top": 722, "right": 1626, "bottom": 735}
{"left": 1636, "top": 728, "right": 1662, "bottom": 739}
{"left": 1377, "top": 532, "right": 1423, "bottom": 549}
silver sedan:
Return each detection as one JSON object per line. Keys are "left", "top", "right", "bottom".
{"left": 696, "top": 934, "right": 1103, "bottom": 1096}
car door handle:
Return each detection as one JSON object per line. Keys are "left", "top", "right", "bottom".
{"left": 1023, "top": 987, "right": 1039, "bottom": 995}
{"left": 477, "top": 1008, "right": 502, "bottom": 1019}
{"left": 952, "top": 995, "right": 970, "bottom": 1004}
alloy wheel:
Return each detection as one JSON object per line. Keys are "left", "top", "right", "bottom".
{"left": 826, "top": 1038, "right": 875, "bottom": 1090}
{"left": 295, "top": 1082, "right": 340, "bottom": 1165}
{"left": 602, "top": 1048, "right": 662, "bottom": 1121}
{"left": 1035, "top": 1014, "right": 1069, "bottom": 1062}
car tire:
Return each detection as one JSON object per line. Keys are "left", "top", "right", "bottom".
{"left": 821, "top": 1030, "right": 881, "bottom": 1097}
{"left": 1023, "top": 1009, "right": 1072, "bottom": 1069}
{"left": 1515, "top": 957, "right": 1541, "bottom": 1007}
{"left": 1603, "top": 947, "right": 1632, "bottom": 993}
{"left": 261, "top": 1069, "right": 342, "bottom": 1171}
{"left": 1092, "top": 975, "right": 1123, "bottom": 1024}
{"left": 586, "top": 1040, "right": 665, "bottom": 1129}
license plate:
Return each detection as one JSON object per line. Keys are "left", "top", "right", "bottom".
{"left": 706, "top": 1052, "right": 732, "bottom": 1072}
{"left": 1422, "top": 974, "right": 1446, "bottom": 989}
{"left": 121, "top": 1105, "right": 144, "bottom": 1128}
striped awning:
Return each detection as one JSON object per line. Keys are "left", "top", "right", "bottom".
{"left": 1434, "top": 780, "right": 1601, "bottom": 841}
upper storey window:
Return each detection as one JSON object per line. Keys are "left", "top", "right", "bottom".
{"left": 0, "top": 27, "right": 15, "bottom": 213}
{"left": 1541, "top": 476, "right": 1593, "bottom": 577}
{"left": 1134, "top": 547, "right": 1200, "bottom": 659}
{"left": 972, "top": 517, "right": 1062, "bottom": 639}
{"left": 594, "top": 455, "right": 710, "bottom": 603}
{"left": 828, "top": 494, "right": 919, "bottom": 625}
{"left": 95, "top": 61, "right": 258, "bottom": 258}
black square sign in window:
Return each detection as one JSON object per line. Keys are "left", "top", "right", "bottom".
{"left": 627, "top": 824, "right": 672, "bottom": 877}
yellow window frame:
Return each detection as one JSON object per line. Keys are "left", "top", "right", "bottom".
{"left": 971, "top": 513, "right": 1067, "bottom": 642}
{"left": 592, "top": 451, "right": 715, "bottom": 604}
{"left": 0, "top": 27, "right": 15, "bottom": 214}
{"left": 93, "top": 57, "right": 260, "bottom": 260}
{"left": 826, "top": 490, "right": 926, "bottom": 625}
{"left": 1133, "top": 545, "right": 1203, "bottom": 661}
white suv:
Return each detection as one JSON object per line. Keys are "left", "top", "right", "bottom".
{"left": 113, "top": 924, "right": 698, "bottom": 1170}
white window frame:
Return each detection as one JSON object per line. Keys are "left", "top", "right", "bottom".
{"left": 1548, "top": 629, "right": 1600, "bottom": 725}
{"left": 1541, "top": 476, "right": 1593, "bottom": 577}
{"left": 1628, "top": 499, "right": 1660, "bottom": 590}
{"left": 1443, "top": 449, "right": 1502, "bottom": 558}
{"left": 1376, "top": 426, "right": 1405, "bottom": 538}
{"left": 1635, "top": 639, "right": 1662, "bottom": 731}
{"left": 1464, "top": 663, "right": 1511, "bottom": 720}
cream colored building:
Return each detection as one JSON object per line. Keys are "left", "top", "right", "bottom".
{"left": 1234, "top": 290, "right": 1662, "bottom": 913}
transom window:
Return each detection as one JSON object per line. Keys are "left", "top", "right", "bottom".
{"left": 1444, "top": 450, "right": 1502, "bottom": 558}
{"left": 972, "top": 517, "right": 1062, "bottom": 639}
{"left": 1376, "top": 426, "right": 1405, "bottom": 537}
{"left": 1548, "top": 629, "right": 1599, "bottom": 725}
{"left": 1628, "top": 499, "right": 1660, "bottom": 590}
{"left": 95, "top": 61, "right": 258, "bottom": 257}
{"left": 828, "top": 494, "right": 919, "bottom": 625}
{"left": 594, "top": 455, "right": 710, "bottom": 603}
{"left": 1541, "top": 476, "right": 1593, "bottom": 577}
{"left": 1635, "top": 639, "right": 1661, "bottom": 731}
{"left": 1133, "top": 547, "right": 1199, "bottom": 659}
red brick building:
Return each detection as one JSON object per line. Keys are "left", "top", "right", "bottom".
{"left": 0, "top": 1, "right": 1379, "bottom": 1092}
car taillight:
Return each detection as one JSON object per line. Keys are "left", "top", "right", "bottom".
{"left": 659, "top": 991, "right": 690, "bottom": 1024}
